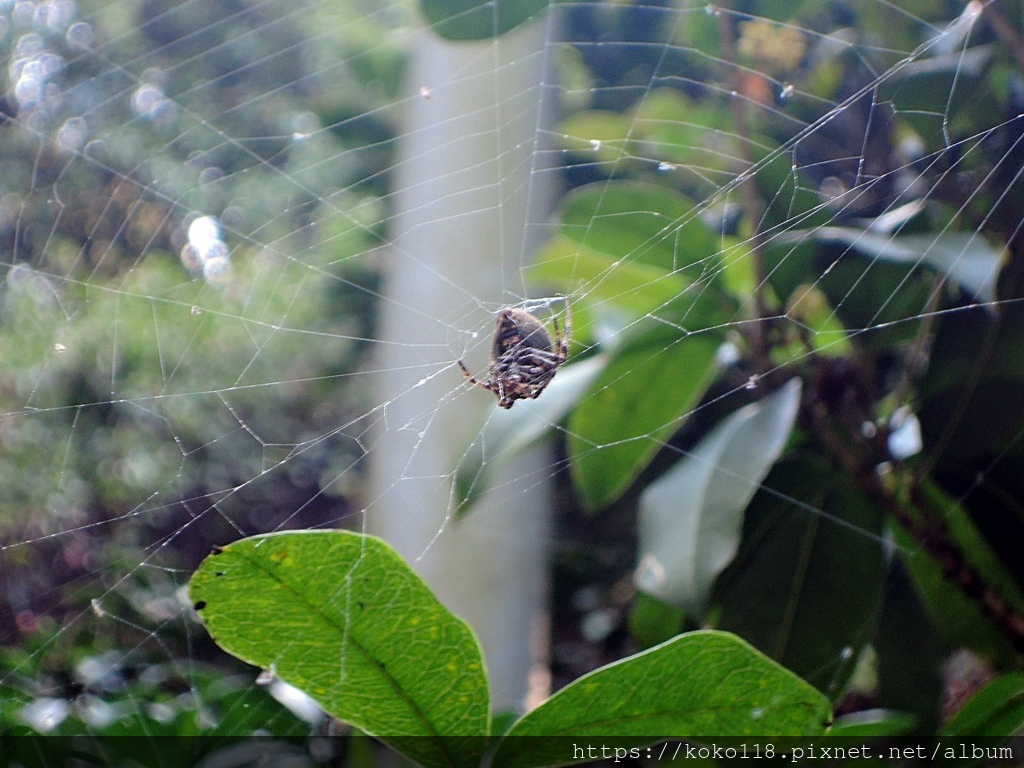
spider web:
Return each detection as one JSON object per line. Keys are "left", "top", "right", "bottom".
{"left": 0, "top": 0, "right": 1020, "bottom": 750}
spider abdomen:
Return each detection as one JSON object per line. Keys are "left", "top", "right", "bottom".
{"left": 493, "top": 308, "right": 553, "bottom": 359}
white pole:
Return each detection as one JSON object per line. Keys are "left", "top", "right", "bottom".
{"left": 367, "top": 16, "right": 556, "bottom": 714}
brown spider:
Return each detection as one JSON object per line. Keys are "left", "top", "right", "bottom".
{"left": 458, "top": 300, "right": 571, "bottom": 409}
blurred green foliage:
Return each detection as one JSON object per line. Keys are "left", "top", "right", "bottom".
{"left": 0, "top": 0, "right": 405, "bottom": 738}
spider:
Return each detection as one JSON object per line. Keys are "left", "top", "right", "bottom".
{"left": 458, "top": 300, "right": 571, "bottom": 409}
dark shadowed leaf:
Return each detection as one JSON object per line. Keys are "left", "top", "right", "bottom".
{"left": 717, "top": 455, "right": 885, "bottom": 695}
{"left": 877, "top": 44, "right": 993, "bottom": 142}
{"left": 874, "top": 561, "right": 943, "bottom": 736}
{"left": 893, "top": 481, "right": 1023, "bottom": 663}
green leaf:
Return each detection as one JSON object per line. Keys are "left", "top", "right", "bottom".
{"left": 755, "top": 148, "right": 830, "bottom": 232}
{"left": 558, "top": 111, "right": 633, "bottom": 163}
{"left": 559, "top": 182, "right": 718, "bottom": 273}
{"left": 492, "top": 631, "right": 832, "bottom": 768}
{"left": 455, "top": 356, "right": 608, "bottom": 513}
{"left": 826, "top": 709, "right": 918, "bottom": 738}
{"left": 568, "top": 334, "right": 721, "bottom": 510}
{"left": 628, "top": 591, "right": 683, "bottom": 651}
{"left": 632, "top": 89, "right": 730, "bottom": 169}
{"left": 942, "top": 673, "right": 1024, "bottom": 737}
{"left": 767, "top": 238, "right": 933, "bottom": 352}
{"left": 784, "top": 285, "right": 853, "bottom": 358}
{"left": 874, "top": 561, "right": 942, "bottom": 735}
{"left": 527, "top": 235, "right": 693, "bottom": 318}
{"left": 636, "top": 378, "right": 802, "bottom": 617}
{"left": 419, "top": 0, "right": 548, "bottom": 41}
{"left": 721, "top": 239, "right": 758, "bottom": 300}
{"left": 798, "top": 227, "right": 1004, "bottom": 304}
{"left": 189, "top": 531, "right": 489, "bottom": 768}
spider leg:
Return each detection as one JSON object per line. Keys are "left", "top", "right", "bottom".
{"left": 548, "top": 299, "right": 570, "bottom": 363}
{"left": 518, "top": 349, "right": 561, "bottom": 367}
{"left": 459, "top": 360, "right": 495, "bottom": 393}
{"left": 559, "top": 298, "right": 571, "bottom": 361}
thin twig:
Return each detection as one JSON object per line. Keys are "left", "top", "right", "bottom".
{"left": 715, "top": 4, "right": 771, "bottom": 360}
{"left": 984, "top": 2, "right": 1024, "bottom": 74}
{"left": 890, "top": 273, "right": 943, "bottom": 412}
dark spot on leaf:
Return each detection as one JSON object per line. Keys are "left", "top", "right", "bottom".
{"left": 211, "top": 545, "right": 224, "bottom": 555}
{"left": 215, "top": 571, "right": 224, "bottom": 577}
{"left": 194, "top": 600, "right": 207, "bottom": 610}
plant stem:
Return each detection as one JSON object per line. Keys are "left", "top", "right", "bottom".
{"left": 715, "top": 4, "right": 771, "bottom": 362}
{"left": 984, "top": 2, "right": 1024, "bottom": 73}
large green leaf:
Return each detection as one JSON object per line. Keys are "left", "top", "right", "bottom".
{"left": 631, "top": 89, "right": 731, "bottom": 170}
{"left": 558, "top": 110, "right": 633, "bottom": 163}
{"left": 636, "top": 378, "right": 802, "bottom": 617}
{"left": 189, "top": 531, "right": 489, "bottom": 768}
{"left": 528, "top": 181, "right": 734, "bottom": 323}
{"left": 568, "top": 334, "right": 720, "bottom": 510}
{"left": 419, "top": 0, "right": 549, "bottom": 41}
{"left": 492, "top": 631, "right": 832, "bottom": 768}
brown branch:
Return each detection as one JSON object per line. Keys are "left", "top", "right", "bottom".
{"left": 984, "top": 2, "right": 1024, "bottom": 74}
{"left": 890, "top": 273, "right": 942, "bottom": 414}
{"left": 715, "top": 4, "right": 771, "bottom": 362}
{"left": 804, "top": 398, "right": 1024, "bottom": 654}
